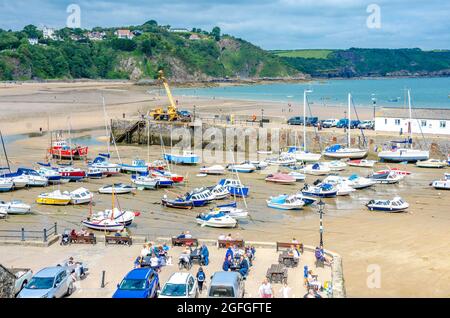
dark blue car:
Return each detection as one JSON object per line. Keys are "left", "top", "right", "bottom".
{"left": 112, "top": 268, "right": 160, "bottom": 298}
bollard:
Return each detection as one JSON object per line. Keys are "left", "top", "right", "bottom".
{"left": 54, "top": 222, "right": 57, "bottom": 235}
{"left": 21, "top": 228, "right": 25, "bottom": 241}
{"left": 43, "top": 228, "right": 47, "bottom": 242}
{"left": 101, "top": 270, "right": 106, "bottom": 288}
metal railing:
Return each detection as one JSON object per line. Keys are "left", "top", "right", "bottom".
{"left": 0, "top": 223, "right": 57, "bottom": 243}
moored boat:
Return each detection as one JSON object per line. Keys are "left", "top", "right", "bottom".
{"left": 323, "top": 144, "right": 368, "bottom": 159}
{"left": 98, "top": 183, "right": 136, "bottom": 194}
{"left": 265, "top": 173, "right": 297, "bottom": 185}
{"left": 322, "top": 176, "right": 355, "bottom": 196}
{"left": 301, "top": 183, "right": 338, "bottom": 198}
{"left": 81, "top": 218, "right": 125, "bottom": 232}
{"left": 366, "top": 196, "right": 409, "bottom": 212}
{"left": 67, "top": 188, "right": 94, "bottom": 205}
{"left": 344, "top": 174, "right": 376, "bottom": 189}
{"left": 89, "top": 155, "right": 121, "bottom": 176}
{"left": 207, "top": 185, "right": 230, "bottom": 200}
{"left": 131, "top": 175, "right": 158, "bottom": 190}
{"left": 48, "top": 138, "right": 88, "bottom": 160}
{"left": 90, "top": 208, "right": 136, "bottom": 227}
{"left": 302, "top": 163, "right": 331, "bottom": 176}
{"left": 150, "top": 169, "right": 184, "bottom": 183}
{"left": 323, "top": 160, "right": 347, "bottom": 171}
{"left": 164, "top": 151, "right": 199, "bottom": 165}
{"left": 288, "top": 171, "right": 306, "bottom": 182}
{"left": 415, "top": 159, "right": 447, "bottom": 168}
{"left": 212, "top": 202, "right": 248, "bottom": 219}
{"left": 58, "top": 166, "right": 86, "bottom": 182}
{"left": 120, "top": 159, "right": 148, "bottom": 174}
{"left": 87, "top": 167, "right": 104, "bottom": 179}
{"left": 266, "top": 194, "right": 305, "bottom": 210}
{"left": 368, "top": 171, "right": 403, "bottom": 184}
{"left": 0, "top": 200, "right": 31, "bottom": 214}
{"left": 430, "top": 173, "right": 450, "bottom": 190}
{"left": 347, "top": 159, "right": 376, "bottom": 168}
{"left": 196, "top": 212, "right": 237, "bottom": 228}
{"left": 266, "top": 153, "right": 296, "bottom": 166}
{"left": 36, "top": 190, "right": 71, "bottom": 205}
{"left": 200, "top": 165, "right": 225, "bottom": 175}
{"left": 0, "top": 178, "right": 14, "bottom": 192}
{"left": 218, "top": 179, "right": 249, "bottom": 197}
{"left": 161, "top": 196, "right": 194, "bottom": 209}
{"left": 37, "top": 165, "right": 63, "bottom": 184}
{"left": 227, "top": 162, "right": 256, "bottom": 173}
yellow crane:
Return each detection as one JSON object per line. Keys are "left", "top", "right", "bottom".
{"left": 150, "top": 70, "right": 179, "bottom": 121}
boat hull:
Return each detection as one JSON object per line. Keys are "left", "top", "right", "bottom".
{"left": 323, "top": 149, "right": 368, "bottom": 159}
{"left": 164, "top": 154, "right": 199, "bottom": 165}
{"left": 36, "top": 197, "right": 71, "bottom": 205}
{"left": 81, "top": 220, "right": 124, "bottom": 231}
{"left": 378, "top": 150, "right": 429, "bottom": 162}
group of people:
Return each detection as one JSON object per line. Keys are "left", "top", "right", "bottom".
{"left": 221, "top": 245, "right": 255, "bottom": 279}
{"left": 134, "top": 242, "right": 171, "bottom": 271}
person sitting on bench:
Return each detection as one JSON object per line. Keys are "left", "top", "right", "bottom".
{"left": 238, "top": 256, "right": 249, "bottom": 278}
{"left": 200, "top": 244, "right": 209, "bottom": 266}
{"left": 222, "top": 255, "right": 233, "bottom": 271}
{"left": 315, "top": 246, "right": 332, "bottom": 266}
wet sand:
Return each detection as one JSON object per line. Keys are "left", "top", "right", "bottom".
{"left": 1, "top": 82, "right": 450, "bottom": 297}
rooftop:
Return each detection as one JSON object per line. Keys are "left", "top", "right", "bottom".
{"left": 375, "top": 107, "right": 450, "bottom": 120}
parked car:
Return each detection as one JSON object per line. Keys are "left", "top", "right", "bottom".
{"left": 207, "top": 272, "right": 245, "bottom": 298}
{"left": 158, "top": 272, "right": 198, "bottom": 298}
{"left": 350, "top": 120, "right": 361, "bottom": 129}
{"left": 178, "top": 110, "right": 192, "bottom": 122}
{"left": 306, "top": 117, "right": 319, "bottom": 126}
{"left": 6, "top": 267, "right": 33, "bottom": 296}
{"left": 336, "top": 118, "right": 349, "bottom": 128}
{"left": 287, "top": 116, "right": 304, "bottom": 125}
{"left": 358, "top": 120, "right": 375, "bottom": 129}
{"left": 17, "top": 266, "right": 73, "bottom": 298}
{"left": 112, "top": 268, "right": 160, "bottom": 298}
{"left": 322, "top": 119, "right": 339, "bottom": 128}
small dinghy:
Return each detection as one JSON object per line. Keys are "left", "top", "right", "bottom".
{"left": 98, "top": 183, "right": 136, "bottom": 194}
{"left": 227, "top": 162, "right": 256, "bottom": 173}
{"left": 120, "top": 159, "right": 148, "bottom": 174}
{"left": 322, "top": 176, "right": 355, "bottom": 196}
{"left": 266, "top": 153, "right": 297, "bottom": 166}
{"left": 90, "top": 208, "right": 136, "bottom": 227}
{"left": 267, "top": 194, "right": 305, "bottom": 210}
{"left": 200, "top": 165, "right": 226, "bottom": 175}
{"left": 213, "top": 202, "right": 248, "bottom": 219}
{"left": 67, "top": 188, "right": 94, "bottom": 205}
{"left": 366, "top": 196, "right": 409, "bottom": 212}
{"left": 430, "top": 173, "right": 450, "bottom": 190}
{"left": 303, "top": 163, "right": 331, "bottom": 176}
{"left": 288, "top": 171, "right": 306, "bottom": 182}
{"left": 323, "top": 161, "right": 347, "bottom": 171}
{"left": 131, "top": 175, "right": 158, "bottom": 190}
{"left": 416, "top": 159, "right": 447, "bottom": 168}
{"left": 347, "top": 159, "right": 376, "bottom": 168}
{"left": 36, "top": 190, "right": 71, "bottom": 205}
{"left": 150, "top": 169, "right": 184, "bottom": 183}
{"left": 375, "top": 168, "right": 411, "bottom": 176}
{"left": 87, "top": 167, "right": 104, "bottom": 179}
{"left": 196, "top": 212, "right": 237, "bottom": 228}
{"left": 294, "top": 193, "right": 318, "bottom": 206}
{"left": 0, "top": 178, "right": 14, "bottom": 192}
{"left": 345, "top": 174, "right": 376, "bottom": 189}
{"left": 161, "top": 195, "right": 194, "bottom": 209}
{"left": 207, "top": 184, "right": 230, "bottom": 200}
{"left": 301, "top": 183, "right": 338, "bottom": 198}
{"left": 218, "top": 179, "right": 249, "bottom": 197}
{"left": 265, "top": 173, "right": 297, "bottom": 185}
{"left": 369, "top": 171, "right": 403, "bottom": 184}
{"left": 0, "top": 200, "right": 31, "bottom": 214}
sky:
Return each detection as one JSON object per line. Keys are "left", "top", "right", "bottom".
{"left": 0, "top": 0, "right": 449, "bottom": 50}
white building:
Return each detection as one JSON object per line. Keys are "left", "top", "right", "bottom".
{"left": 115, "top": 29, "right": 134, "bottom": 40}
{"left": 42, "top": 26, "right": 56, "bottom": 40}
{"left": 170, "top": 28, "right": 189, "bottom": 33}
{"left": 28, "top": 38, "right": 39, "bottom": 45}
{"left": 375, "top": 108, "right": 450, "bottom": 135}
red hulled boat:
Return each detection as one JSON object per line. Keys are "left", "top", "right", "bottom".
{"left": 48, "top": 139, "right": 88, "bottom": 160}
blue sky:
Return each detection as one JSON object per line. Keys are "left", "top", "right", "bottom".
{"left": 1, "top": 0, "right": 449, "bottom": 50}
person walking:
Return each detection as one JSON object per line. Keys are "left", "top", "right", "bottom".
{"left": 258, "top": 279, "right": 273, "bottom": 298}
{"left": 196, "top": 267, "right": 206, "bottom": 294}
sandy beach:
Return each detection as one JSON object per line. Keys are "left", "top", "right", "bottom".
{"left": 1, "top": 81, "right": 450, "bottom": 297}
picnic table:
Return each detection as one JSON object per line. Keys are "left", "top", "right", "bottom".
{"left": 218, "top": 239, "right": 245, "bottom": 249}
{"left": 190, "top": 248, "right": 204, "bottom": 265}
{"left": 171, "top": 237, "right": 199, "bottom": 247}
{"left": 278, "top": 251, "right": 299, "bottom": 268}
{"left": 105, "top": 235, "right": 132, "bottom": 246}
{"left": 70, "top": 233, "right": 96, "bottom": 245}
{"left": 266, "top": 264, "right": 288, "bottom": 284}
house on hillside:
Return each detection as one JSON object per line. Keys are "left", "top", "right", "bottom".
{"left": 189, "top": 34, "right": 201, "bottom": 41}
{"left": 28, "top": 38, "right": 39, "bottom": 45}
{"left": 42, "top": 26, "right": 56, "bottom": 40}
{"left": 375, "top": 107, "right": 450, "bottom": 135}
{"left": 170, "top": 28, "right": 189, "bottom": 33}
{"left": 115, "top": 29, "right": 134, "bottom": 40}
{"left": 87, "top": 31, "right": 106, "bottom": 41}
{"left": 0, "top": 264, "right": 16, "bottom": 298}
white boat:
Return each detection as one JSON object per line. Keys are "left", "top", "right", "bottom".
{"left": 293, "top": 193, "right": 318, "bottom": 206}
{"left": 211, "top": 202, "right": 248, "bottom": 220}
{"left": 67, "top": 188, "right": 94, "bottom": 205}
{"left": 0, "top": 207, "right": 7, "bottom": 218}
{"left": 0, "top": 178, "right": 14, "bottom": 192}
{"left": 288, "top": 171, "right": 306, "bottom": 181}
{"left": 322, "top": 176, "right": 355, "bottom": 196}
{"left": 37, "top": 167, "right": 63, "bottom": 184}
{"left": 266, "top": 194, "right": 305, "bottom": 210}
{"left": 87, "top": 167, "right": 104, "bottom": 179}
{"left": 302, "top": 163, "right": 331, "bottom": 176}
{"left": 227, "top": 162, "right": 256, "bottom": 173}
{"left": 250, "top": 161, "right": 269, "bottom": 170}
{"left": 98, "top": 183, "right": 136, "bottom": 194}
{"left": 0, "top": 200, "right": 31, "bottom": 214}
{"left": 323, "top": 144, "right": 368, "bottom": 159}
{"left": 366, "top": 196, "right": 409, "bottom": 212}
{"left": 301, "top": 183, "right": 338, "bottom": 198}
{"left": 416, "top": 159, "right": 447, "bottom": 168}
{"left": 18, "top": 168, "right": 49, "bottom": 186}
{"left": 9, "top": 176, "right": 29, "bottom": 189}
{"left": 378, "top": 90, "right": 429, "bottom": 162}
{"left": 131, "top": 175, "right": 158, "bottom": 190}
{"left": 90, "top": 155, "right": 121, "bottom": 176}
{"left": 323, "top": 160, "right": 347, "bottom": 171}
{"left": 120, "top": 159, "right": 148, "bottom": 174}
{"left": 90, "top": 208, "right": 136, "bottom": 227}
{"left": 266, "top": 153, "right": 296, "bottom": 166}
{"left": 207, "top": 184, "right": 230, "bottom": 200}
{"left": 430, "top": 173, "right": 450, "bottom": 190}
{"left": 199, "top": 165, "right": 226, "bottom": 175}
{"left": 369, "top": 171, "right": 403, "bottom": 184}
{"left": 286, "top": 147, "right": 322, "bottom": 163}
{"left": 81, "top": 218, "right": 125, "bottom": 232}
{"left": 196, "top": 212, "right": 237, "bottom": 228}
{"left": 344, "top": 174, "right": 376, "bottom": 189}
{"left": 347, "top": 159, "right": 376, "bottom": 168}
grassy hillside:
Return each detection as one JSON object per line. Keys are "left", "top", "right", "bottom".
{"left": 274, "top": 48, "right": 450, "bottom": 77}
{"left": 0, "top": 22, "right": 300, "bottom": 81}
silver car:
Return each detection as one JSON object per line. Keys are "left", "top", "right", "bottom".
{"left": 159, "top": 272, "right": 198, "bottom": 298}
{"left": 17, "top": 266, "right": 73, "bottom": 298}
{"left": 207, "top": 272, "right": 245, "bottom": 298}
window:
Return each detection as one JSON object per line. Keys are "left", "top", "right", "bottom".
{"left": 421, "top": 120, "right": 427, "bottom": 127}
{"left": 394, "top": 119, "right": 400, "bottom": 125}
{"left": 440, "top": 121, "right": 446, "bottom": 128}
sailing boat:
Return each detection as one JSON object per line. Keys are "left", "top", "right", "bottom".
{"left": 288, "top": 90, "right": 322, "bottom": 162}
{"left": 378, "top": 89, "right": 429, "bottom": 162}
{"left": 323, "top": 93, "right": 368, "bottom": 159}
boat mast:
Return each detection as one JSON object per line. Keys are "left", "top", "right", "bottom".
{"left": 347, "top": 93, "right": 351, "bottom": 147}
{"left": 303, "top": 90, "right": 307, "bottom": 152}
{"left": 102, "top": 96, "right": 110, "bottom": 155}
{"left": 0, "top": 130, "right": 11, "bottom": 173}
{"left": 407, "top": 89, "right": 413, "bottom": 149}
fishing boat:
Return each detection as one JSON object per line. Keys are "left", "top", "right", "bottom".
{"left": 89, "top": 155, "right": 121, "bottom": 176}
{"left": 58, "top": 166, "right": 86, "bottom": 182}
{"left": 302, "top": 163, "right": 331, "bottom": 176}
{"left": 147, "top": 160, "right": 167, "bottom": 171}
{"left": 164, "top": 150, "right": 199, "bottom": 165}
{"left": 0, "top": 178, "right": 14, "bottom": 192}
{"left": 430, "top": 173, "right": 450, "bottom": 190}
{"left": 347, "top": 159, "right": 376, "bottom": 168}
{"left": 161, "top": 196, "right": 194, "bottom": 209}
{"left": 323, "top": 160, "right": 347, "bottom": 171}
{"left": 150, "top": 169, "right": 184, "bottom": 183}
{"left": 120, "top": 159, "right": 148, "bottom": 174}
{"left": 36, "top": 190, "right": 71, "bottom": 205}
{"left": 196, "top": 212, "right": 237, "bottom": 228}
{"left": 87, "top": 167, "right": 104, "bottom": 179}
{"left": 48, "top": 138, "right": 88, "bottom": 160}
{"left": 227, "top": 162, "right": 256, "bottom": 173}
{"left": 36, "top": 165, "right": 63, "bottom": 184}
{"left": 7, "top": 168, "right": 48, "bottom": 187}
{"left": 186, "top": 188, "right": 215, "bottom": 207}
{"left": 301, "top": 183, "right": 338, "bottom": 198}
{"left": 0, "top": 200, "right": 31, "bottom": 214}
{"left": 90, "top": 208, "right": 137, "bottom": 227}
{"left": 415, "top": 159, "right": 447, "bottom": 168}
{"left": 344, "top": 174, "right": 376, "bottom": 189}
{"left": 200, "top": 165, "right": 225, "bottom": 175}
{"left": 218, "top": 179, "right": 249, "bottom": 197}
{"left": 154, "top": 176, "right": 174, "bottom": 188}
{"left": 322, "top": 176, "right": 355, "bottom": 196}
{"left": 98, "top": 183, "right": 136, "bottom": 194}
{"left": 288, "top": 171, "right": 306, "bottom": 182}
{"left": 375, "top": 168, "right": 411, "bottom": 176}
{"left": 207, "top": 184, "right": 230, "bottom": 200}
{"left": 131, "top": 175, "right": 158, "bottom": 190}
{"left": 368, "top": 171, "right": 403, "bottom": 184}
{"left": 366, "top": 197, "right": 409, "bottom": 212}
{"left": 265, "top": 173, "right": 297, "bottom": 185}
{"left": 266, "top": 194, "right": 305, "bottom": 210}
{"left": 378, "top": 90, "right": 429, "bottom": 162}
{"left": 266, "top": 153, "right": 296, "bottom": 166}
{"left": 67, "top": 188, "right": 94, "bottom": 205}
{"left": 212, "top": 202, "right": 248, "bottom": 219}
{"left": 323, "top": 94, "right": 368, "bottom": 159}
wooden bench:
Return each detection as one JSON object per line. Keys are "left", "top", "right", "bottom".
{"left": 105, "top": 235, "right": 132, "bottom": 246}
{"left": 70, "top": 234, "right": 96, "bottom": 245}
{"left": 278, "top": 252, "right": 299, "bottom": 268}
{"left": 266, "top": 264, "right": 288, "bottom": 284}
{"left": 276, "top": 242, "right": 304, "bottom": 254}
{"left": 218, "top": 239, "right": 245, "bottom": 249}
{"left": 171, "top": 237, "right": 199, "bottom": 247}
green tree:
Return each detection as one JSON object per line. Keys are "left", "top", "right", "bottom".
{"left": 211, "top": 26, "right": 221, "bottom": 41}
{"left": 22, "top": 25, "right": 42, "bottom": 39}
{"left": 110, "top": 38, "right": 137, "bottom": 51}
